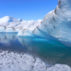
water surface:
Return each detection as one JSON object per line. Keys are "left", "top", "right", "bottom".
{"left": 0, "top": 33, "right": 71, "bottom": 66}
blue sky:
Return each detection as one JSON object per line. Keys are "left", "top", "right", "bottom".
{"left": 0, "top": 0, "right": 57, "bottom": 20}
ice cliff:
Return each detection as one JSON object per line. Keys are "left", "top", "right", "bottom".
{"left": 34, "top": 0, "right": 71, "bottom": 42}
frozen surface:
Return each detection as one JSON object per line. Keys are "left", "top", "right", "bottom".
{"left": 0, "top": 51, "right": 46, "bottom": 71}
{"left": 47, "top": 64, "right": 71, "bottom": 71}
{"left": 0, "top": 0, "right": 71, "bottom": 70}
{"left": 0, "top": 16, "right": 41, "bottom": 33}
{"left": 34, "top": 0, "right": 71, "bottom": 42}
{"left": 0, "top": 0, "right": 71, "bottom": 42}
{"left": 0, "top": 51, "right": 70, "bottom": 71}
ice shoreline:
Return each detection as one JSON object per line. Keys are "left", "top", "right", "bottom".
{"left": 0, "top": 50, "right": 71, "bottom": 71}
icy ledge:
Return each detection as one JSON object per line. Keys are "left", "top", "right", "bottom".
{"left": 0, "top": 51, "right": 71, "bottom": 71}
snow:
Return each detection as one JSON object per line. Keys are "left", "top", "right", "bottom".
{"left": 0, "top": 16, "right": 19, "bottom": 26}
{"left": 47, "top": 64, "right": 71, "bottom": 71}
{"left": 0, "top": 0, "right": 71, "bottom": 42}
{"left": 0, "top": 51, "right": 46, "bottom": 71}
{"left": 34, "top": 0, "right": 71, "bottom": 42}
{"left": 0, "top": 16, "right": 11, "bottom": 23}
{"left": 33, "top": 58, "right": 47, "bottom": 71}
{"left": 0, "top": 16, "right": 41, "bottom": 33}
{"left": 5, "top": 28, "right": 15, "bottom": 32}
{"left": 17, "top": 20, "right": 41, "bottom": 36}
{"left": 0, "top": 51, "right": 70, "bottom": 71}
{"left": 0, "top": 16, "right": 19, "bottom": 23}
{"left": 0, "top": 16, "right": 21, "bottom": 32}
{"left": 0, "top": 0, "right": 71, "bottom": 71}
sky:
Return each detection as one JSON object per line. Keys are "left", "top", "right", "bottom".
{"left": 0, "top": 0, "right": 58, "bottom": 20}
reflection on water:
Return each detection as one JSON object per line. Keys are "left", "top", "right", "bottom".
{"left": 0, "top": 33, "right": 26, "bottom": 52}
{"left": 0, "top": 33, "right": 71, "bottom": 66}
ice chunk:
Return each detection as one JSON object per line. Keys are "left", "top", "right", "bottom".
{"left": 0, "top": 51, "right": 47, "bottom": 71}
{"left": 0, "top": 51, "right": 70, "bottom": 71}
{"left": 33, "top": 58, "right": 46, "bottom": 71}
{"left": 47, "top": 64, "right": 71, "bottom": 71}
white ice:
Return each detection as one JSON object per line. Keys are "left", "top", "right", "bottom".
{"left": 0, "top": 51, "right": 70, "bottom": 71}
{"left": 34, "top": 0, "right": 71, "bottom": 42}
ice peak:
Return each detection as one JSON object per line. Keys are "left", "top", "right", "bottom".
{"left": 1, "top": 16, "right": 14, "bottom": 20}
{"left": 0, "top": 16, "right": 18, "bottom": 23}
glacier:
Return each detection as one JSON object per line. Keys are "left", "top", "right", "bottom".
{"left": 0, "top": 0, "right": 71, "bottom": 42}
{"left": 33, "top": 0, "right": 71, "bottom": 42}
{"left": 0, "top": 16, "right": 41, "bottom": 33}
{"left": 0, "top": 0, "right": 71, "bottom": 71}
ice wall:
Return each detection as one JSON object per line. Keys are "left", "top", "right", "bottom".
{"left": 34, "top": 0, "right": 71, "bottom": 42}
